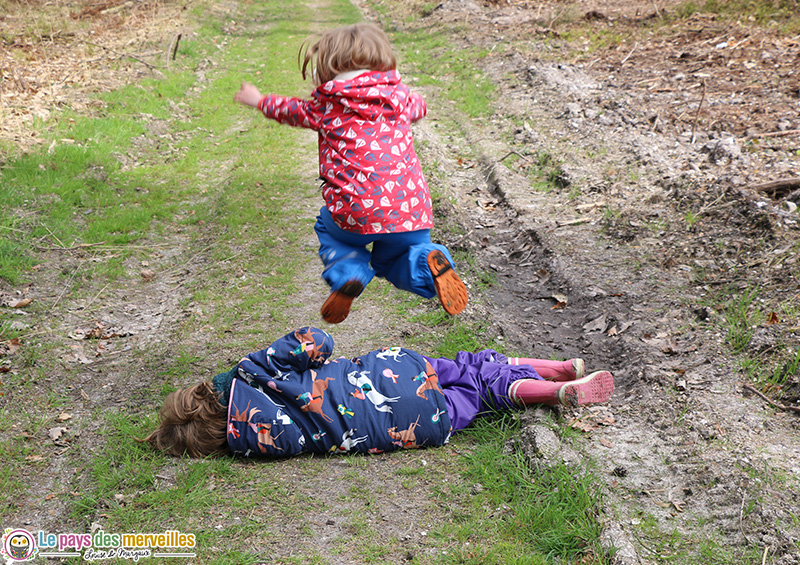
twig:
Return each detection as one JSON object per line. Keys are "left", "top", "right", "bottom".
{"left": 749, "top": 177, "right": 800, "bottom": 197}
{"left": 620, "top": 42, "right": 638, "bottom": 65}
{"left": 739, "top": 494, "right": 751, "bottom": 545}
{"left": 77, "top": 39, "right": 161, "bottom": 70}
{"left": 35, "top": 242, "right": 107, "bottom": 252}
{"left": 498, "top": 150, "right": 529, "bottom": 163}
{"left": 171, "top": 33, "right": 182, "bottom": 60}
{"left": 743, "top": 129, "right": 800, "bottom": 142}
{"left": 691, "top": 79, "right": 706, "bottom": 144}
{"left": 743, "top": 383, "right": 800, "bottom": 414}
{"left": 651, "top": 0, "right": 661, "bottom": 18}
{"left": 84, "top": 283, "right": 110, "bottom": 311}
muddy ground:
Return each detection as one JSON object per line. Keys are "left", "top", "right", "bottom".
{"left": 2, "top": 0, "right": 800, "bottom": 563}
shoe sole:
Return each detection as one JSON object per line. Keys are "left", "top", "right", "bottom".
{"left": 427, "top": 250, "right": 468, "bottom": 316}
{"left": 320, "top": 280, "right": 363, "bottom": 324}
{"left": 558, "top": 370, "right": 614, "bottom": 407}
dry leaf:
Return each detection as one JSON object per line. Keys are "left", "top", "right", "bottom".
{"left": 583, "top": 314, "right": 608, "bottom": 333}
{"left": 57, "top": 412, "right": 73, "bottom": 422}
{"left": 767, "top": 311, "right": 780, "bottom": 325}
{"left": 140, "top": 268, "right": 155, "bottom": 282}
{"left": 48, "top": 426, "right": 68, "bottom": 441}
{"left": 1, "top": 338, "right": 22, "bottom": 356}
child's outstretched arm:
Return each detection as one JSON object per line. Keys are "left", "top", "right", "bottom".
{"left": 234, "top": 82, "right": 264, "bottom": 109}
{"left": 234, "top": 82, "right": 322, "bottom": 129}
{"left": 407, "top": 91, "right": 427, "bottom": 123}
{"left": 239, "top": 327, "right": 334, "bottom": 377}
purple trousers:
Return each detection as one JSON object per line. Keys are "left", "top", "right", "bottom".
{"left": 423, "top": 350, "right": 543, "bottom": 431}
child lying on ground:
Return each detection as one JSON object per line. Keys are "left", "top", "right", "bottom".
{"left": 144, "top": 327, "right": 614, "bottom": 458}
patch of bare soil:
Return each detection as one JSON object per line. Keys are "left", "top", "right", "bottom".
{"left": 360, "top": 0, "right": 800, "bottom": 562}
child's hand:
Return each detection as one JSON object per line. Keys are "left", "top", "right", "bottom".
{"left": 234, "top": 82, "right": 263, "bottom": 108}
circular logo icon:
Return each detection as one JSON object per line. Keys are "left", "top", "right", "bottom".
{"left": 3, "top": 529, "right": 36, "bottom": 562}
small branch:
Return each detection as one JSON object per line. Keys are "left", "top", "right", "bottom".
{"left": 171, "top": 33, "right": 182, "bottom": 60}
{"left": 498, "top": 150, "right": 530, "bottom": 163}
{"left": 743, "top": 129, "right": 800, "bottom": 142}
{"left": 35, "top": 241, "right": 107, "bottom": 252}
{"left": 620, "top": 42, "right": 638, "bottom": 65}
{"left": 749, "top": 177, "right": 800, "bottom": 197}
{"left": 743, "top": 383, "right": 800, "bottom": 414}
{"left": 691, "top": 79, "right": 706, "bottom": 144}
{"left": 651, "top": 0, "right": 661, "bottom": 18}
{"left": 78, "top": 39, "right": 160, "bottom": 70}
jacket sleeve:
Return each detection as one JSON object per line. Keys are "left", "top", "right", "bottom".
{"left": 237, "top": 327, "right": 334, "bottom": 379}
{"left": 406, "top": 91, "right": 427, "bottom": 123}
{"left": 258, "top": 95, "right": 323, "bottom": 130}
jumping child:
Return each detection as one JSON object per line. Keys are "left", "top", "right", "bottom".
{"left": 144, "top": 326, "right": 615, "bottom": 458}
{"left": 234, "top": 23, "right": 468, "bottom": 324}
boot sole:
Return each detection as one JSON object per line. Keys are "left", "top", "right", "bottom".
{"left": 427, "top": 250, "right": 468, "bottom": 316}
{"left": 558, "top": 370, "right": 614, "bottom": 407}
{"left": 321, "top": 280, "right": 363, "bottom": 324}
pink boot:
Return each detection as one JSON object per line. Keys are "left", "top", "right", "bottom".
{"left": 509, "top": 371, "right": 614, "bottom": 407}
{"left": 508, "top": 357, "right": 584, "bottom": 382}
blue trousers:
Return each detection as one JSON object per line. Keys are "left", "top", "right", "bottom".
{"left": 314, "top": 207, "right": 456, "bottom": 299}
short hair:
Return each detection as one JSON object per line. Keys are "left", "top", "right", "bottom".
{"left": 141, "top": 382, "right": 229, "bottom": 458}
{"left": 300, "top": 22, "right": 397, "bottom": 86}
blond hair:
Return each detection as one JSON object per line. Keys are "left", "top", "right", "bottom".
{"left": 141, "top": 382, "right": 229, "bottom": 458}
{"left": 300, "top": 22, "right": 396, "bottom": 86}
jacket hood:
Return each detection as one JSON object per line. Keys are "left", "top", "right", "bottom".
{"left": 314, "top": 70, "right": 410, "bottom": 121}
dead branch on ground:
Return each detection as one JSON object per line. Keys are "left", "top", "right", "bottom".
{"left": 743, "top": 384, "right": 800, "bottom": 414}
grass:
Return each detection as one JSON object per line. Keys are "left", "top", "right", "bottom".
{"left": 434, "top": 413, "right": 613, "bottom": 564}
{"left": 388, "top": 28, "right": 496, "bottom": 118}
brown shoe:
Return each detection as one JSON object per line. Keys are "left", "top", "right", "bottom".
{"left": 321, "top": 280, "right": 363, "bottom": 324}
{"left": 426, "top": 250, "right": 468, "bottom": 316}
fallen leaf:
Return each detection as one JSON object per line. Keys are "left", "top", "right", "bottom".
{"left": 0, "top": 292, "right": 32, "bottom": 308}
{"left": 140, "top": 268, "right": 155, "bottom": 282}
{"left": 1, "top": 338, "right": 22, "bottom": 356}
{"left": 767, "top": 311, "right": 780, "bottom": 325}
{"left": 600, "top": 438, "right": 613, "bottom": 448}
{"left": 57, "top": 412, "right": 73, "bottom": 422}
{"left": 48, "top": 426, "right": 68, "bottom": 441}
{"left": 583, "top": 314, "right": 608, "bottom": 333}
{"left": 671, "top": 500, "right": 685, "bottom": 512}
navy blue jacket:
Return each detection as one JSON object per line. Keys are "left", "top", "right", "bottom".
{"left": 226, "top": 327, "right": 452, "bottom": 457}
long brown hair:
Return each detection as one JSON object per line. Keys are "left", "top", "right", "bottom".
{"left": 141, "top": 382, "right": 229, "bottom": 458}
{"left": 300, "top": 22, "right": 397, "bottom": 86}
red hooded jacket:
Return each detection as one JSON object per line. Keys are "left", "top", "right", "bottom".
{"left": 258, "top": 70, "right": 434, "bottom": 234}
